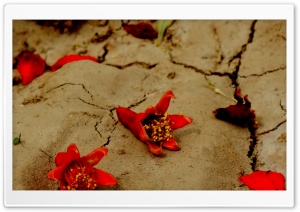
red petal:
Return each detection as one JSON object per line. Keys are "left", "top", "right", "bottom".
{"left": 54, "top": 143, "right": 80, "bottom": 168}
{"left": 17, "top": 52, "right": 46, "bottom": 85}
{"left": 51, "top": 55, "right": 98, "bottom": 72}
{"left": 146, "top": 142, "right": 163, "bottom": 156}
{"left": 55, "top": 152, "right": 67, "bottom": 167}
{"left": 116, "top": 106, "right": 138, "bottom": 128}
{"left": 239, "top": 170, "right": 286, "bottom": 190}
{"left": 116, "top": 106, "right": 139, "bottom": 136}
{"left": 142, "top": 106, "right": 158, "bottom": 120}
{"left": 155, "top": 90, "right": 176, "bottom": 114}
{"left": 94, "top": 169, "right": 118, "bottom": 186}
{"left": 168, "top": 114, "right": 193, "bottom": 130}
{"left": 162, "top": 137, "right": 181, "bottom": 151}
{"left": 266, "top": 171, "right": 286, "bottom": 190}
{"left": 123, "top": 22, "right": 158, "bottom": 40}
{"left": 47, "top": 166, "right": 66, "bottom": 181}
{"left": 137, "top": 123, "right": 150, "bottom": 142}
{"left": 116, "top": 107, "right": 150, "bottom": 142}
{"left": 59, "top": 181, "right": 68, "bottom": 190}
{"left": 81, "top": 147, "right": 108, "bottom": 166}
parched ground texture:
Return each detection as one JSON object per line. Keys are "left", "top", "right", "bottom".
{"left": 12, "top": 20, "right": 286, "bottom": 190}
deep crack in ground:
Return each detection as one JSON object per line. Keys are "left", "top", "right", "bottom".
{"left": 228, "top": 20, "right": 257, "bottom": 87}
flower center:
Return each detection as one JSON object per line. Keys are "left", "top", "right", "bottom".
{"left": 63, "top": 160, "right": 97, "bottom": 190}
{"left": 143, "top": 113, "right": 173, "bottom": 144}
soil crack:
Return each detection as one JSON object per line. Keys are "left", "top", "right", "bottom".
{"left": 228, "top": 20, "right": 257, "bottom": 87}
{"left": 127, "top": 90, "right": 158, "bottom": 109}
{"left": 106, "top": 62, "right": 157, "bottom": 70}
{"left": 90, "top": 28, "right": 112, "bottom": 43}
{"left": 94, "top": 121, "right": 102, "bottom": 138}
{"left": 98, "top": 44, "right": 109, "bottom": 63}
{"left": 47, "top": 83, "right": 93, "bottom": 100}
{"left": 102, "top": 135, "right": 111, "bottom": 147}
{"left": 258, "top": 120, "right": 287, "bottom": 135}
{"left": 170, "top": 54, "right": 237, "bottom": 78}
{"left": 78, "top": 98, "right": 114, "bottom": 111}
{"left": 69, "top": 111, "right": 103, "bottom": 119}
{"left": 280, "top": 99, "right": 286, "bottom": 115}
{"left": 239, "top": 66, "right": 286, "bottom": 78}
{"left": 39, "top": 148, "right": 53, "bottom": 161}
{"left": 128, "top": 96, "right": 147, "bottom": 109}
{"left": 22, "top": 96, "right": 48, "bottom": 105}
{"left": 212, "top": 27, "right": 224, "bottom": 64}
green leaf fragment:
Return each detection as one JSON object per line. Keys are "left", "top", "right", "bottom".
{"left": 155, "top": 20, "right": 173, "bottom": 46}
{"left": 13, "top": 133, "right": 21, "bottom": 145}
{"left": 204, "top": 76, "right": 237, "bottom": 102}
{"left": 13, "top": 138, "right": 20, "bottom": 145}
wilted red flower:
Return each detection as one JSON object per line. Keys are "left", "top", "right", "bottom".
{"left": 51, "top": 55, "right": 98, "bottom": 72}
{"left": 213, "top": 88, "right": 258, "bottom": 135}
{"left": 116, "top": 90, "right": 192, "bottom": 156}
{"left": 123, "top": 22, "right": 158, "bottom": 40}
{"left": 47, "top": 143, "right": 117, "bottom": 190}
{"left": 16, "top": 52, "right": 46, "bottom": 85}
{"left": 239, "top": 170, "right": 286, "bottom": 190}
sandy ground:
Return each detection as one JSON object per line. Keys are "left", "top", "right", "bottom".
{"left": 12, "top": 20, "right": 286, "bottom": 190}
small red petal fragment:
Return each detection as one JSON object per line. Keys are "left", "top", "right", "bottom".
{"left": 239, "top": 170, "right": 286, "bottom": 190}
{"left": 16, "top": 52, "right": 46, "bottom": 85}
{"left": 155, "top": 90, "right": 176, "bottom": 114}
{"left": 123, "top": 22, "right": 158, "bottom": 40}
{"left": 94, "top": 169, "right": 118, "bottom": 186}
{"left": 81, "top": 147, "right": 108, "bottom": 166}
{"left": 51, "top": 55, "right": 98, "bottom": 72}
{"left": 161, "top": 137, "right": 181, "bottom": 151}
{"left": 168, "top": 114, "right": 193, "bottom": 130}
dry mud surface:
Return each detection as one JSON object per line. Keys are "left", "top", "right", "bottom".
{"left": 12, "top": 20, "right": 286, "bottom": 190}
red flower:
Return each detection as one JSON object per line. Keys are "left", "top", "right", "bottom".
{"left": 16, "top": 52, "right": 46, "bottom": 85}
{"left": 239, "top": 170, "right": 286, "bottom": 190}
{"left": 51, "top": 55, "right": 98, "bottom": 72}
{"left": 116, "top": 90, "right": 193, "bottom": 156}
{"left": 123, "top": 22, "right": 158, "bottom": 40}
{"left": 47, "top": 143, "right": 117, "bottom": 190}
{"left": 213, "top": 88, "right": 258, "bottom": 136}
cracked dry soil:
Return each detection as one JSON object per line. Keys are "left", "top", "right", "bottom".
{"left": 12, "top": 20, "right": 286, "bottom": 190}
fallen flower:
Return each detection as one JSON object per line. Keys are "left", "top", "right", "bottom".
{"left": 47, "top": 143, "right": 117, "bottom": 190}
{"left": 116, "top": 90, "right": 192, "bottom": 156}
{"left": 239, "top": 170, "right": 286, "bottom": 190}
{"left": 123, "top": 22, "right": 158, "bottom": 40}
{"left": 213, "top": 88, "right": 258, "bottom": 135}
{"left": 16, "top": 52, "right": 46, "bottom": 85}
{"left": 51, "top": 55, "right": 98, "bottom": 72}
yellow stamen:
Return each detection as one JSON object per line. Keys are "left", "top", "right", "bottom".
{"left": 143, "top": 112, "right": 173, "bottom": 144}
